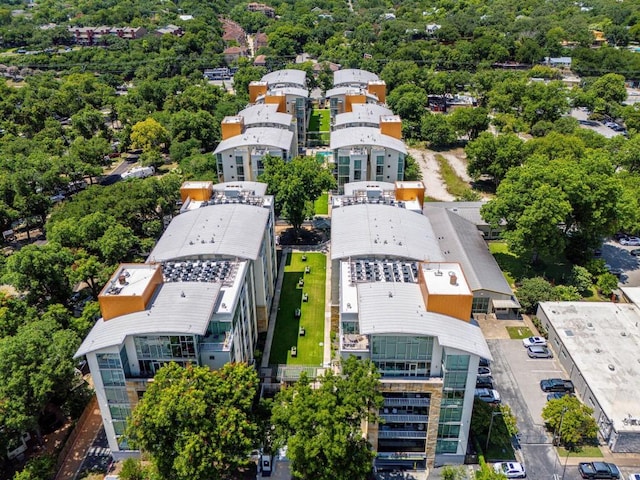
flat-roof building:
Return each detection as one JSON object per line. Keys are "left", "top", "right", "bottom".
{"left": 536, "top": 300, "right": 640, "bottom": 453}
{"left": 332, "top": 187, "right": 493, "bottom": 468}
{"left": 327, "top": 69, "right": 387, "bottom": 120}
{"left": 75, "top": 181, "right": 277, "bottom": 458}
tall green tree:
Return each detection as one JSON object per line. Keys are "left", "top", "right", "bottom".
{"left": 259, "top": 155, "right": 335, "bottom": 230}
{"left": 542, "top": 395, "right": 598, "bottom": 447}
{"left": 271, "top": 357, "right": 383, "bottom": 480}
{"left": 127, "top": 362, "right": 260, "bottom": 480}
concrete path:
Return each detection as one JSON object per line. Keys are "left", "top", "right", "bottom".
{"left": 262, "top": 248, "right": 290, "bottom": 369}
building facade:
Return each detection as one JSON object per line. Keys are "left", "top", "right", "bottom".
{"left": 75, "top": 182, "right": 277, "bottom": 458}
{"left": 331, "top": 186, "right": 492, "bottom": 469}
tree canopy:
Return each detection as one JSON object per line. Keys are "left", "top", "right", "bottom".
{"left": 542, "top": 395, "right": 598, "bottom": 447}
{"left": 127, "top": 362, "right": 260, "bottom": 480}
{"left": 271, "top": 357, "right": 382, "bottom": 480}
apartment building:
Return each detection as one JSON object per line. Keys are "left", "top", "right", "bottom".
{"left": 249, "top": 69, "right": 310, "bottom": 151}
{"left": 326, "top": 69, "right": 387, "bottom": 119}
{"left": 213, "top": 105, "right": 297, "bottom": 182}
{"left": 75, "top": 181, "right": 277, "bottom": 458}
{"left": 331, "top": 184, "right": 492, "bottom": 469}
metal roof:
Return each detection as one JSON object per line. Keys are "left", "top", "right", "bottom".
{"left": 325, "top": 86, "right": 378, "bottom": 99}
{"left": 357, "top": 282, "right": 492, "bottom": 359}
{"left": 424, "top": 206, "right": 513, "bottom": 296}
{"left": 331, "top": 204, "right": 444, "bottom": 261}
{"left": 213, "top": 127, "right": 294, "bottom": 155}
{"left": 538, "top": 301, "right": 640, "bottom": 433}
{"left": 334, "top": 104, "right": 394, "bottom": 127}
{"left": 330, "top": 127, "right": 407, "bottom": 154}
{"left": 75, "top": 282, "right": 220, "bottom": 357}
{"left": 334, "top": 68, "right": 379, "bottom": 87}
{"left": 343, "top": 181, "right": 396, "bottom": 196}
{"left": 212, "top": 181, "right": 268, "bottom": 197}
{"left": 148, "top": 204, "right": 269, "bottom": 262}
{"left": 261, "top": 69, "right": 307, "bottom": 87}
{"left": 237, "top": 104, "right": 292, "bottom": 127}
{"left": 264, "top": 86, "right": 309, "bottom": 98}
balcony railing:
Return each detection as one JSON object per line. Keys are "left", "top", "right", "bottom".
{"left": 378, "top": 430, "right": 427, "bottom": 439}
{"left": 383, "top": 398, "right": 430, "bottom": 407}
{"left": 380, "top": 414, "right": 428, "bottom": 423}
{"left": 199, "top": 331, "right": 232, "bottom": 352}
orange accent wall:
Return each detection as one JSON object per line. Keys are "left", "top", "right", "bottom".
{"left": 180, "top": 182, "right": 213, "bottom": 203}
{"left": 380, "top": 119, "right": 402, "bottom": 139}
{"left": 395, "top": 182, "right": 425, "bottom": 207}
{"left": 418, "top": 265, "right": 473, "bottom": 322}
{"left": 265, "top": 94, "right": 286, "bottom": 112}
{"left": 249, "top": 82, "right": 268, "bottom": 103}
{"left": 99, "top": 265, "right": 163, "bottom": 320}
{"left": 345, "top": 93, "right": 366, "bottom": 112}
{"left": 221, "top": 119, "right": 244, "bottom": 140}
{"left": 367, "top": 82, "right": 386, "bottom": 103}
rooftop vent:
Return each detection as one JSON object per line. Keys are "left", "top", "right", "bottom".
{"left": 449, "top": 271, "right": 457, "bottom": 285}
{"left": 608, "top": 364, "right": 615, "bottom": 371}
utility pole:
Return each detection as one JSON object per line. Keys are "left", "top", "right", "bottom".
{"left": 486, "top": 410, "right": 503, "bottom": 452}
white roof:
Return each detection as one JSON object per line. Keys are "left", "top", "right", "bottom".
{"left": 334, "top": 104, "right": 394, "bottom": 127}
{"left": 212, "top": 181, "right": 268, "bottom": 197}
{"left": 343, "top": 181, "right": 396, "bottom": 196}
{"left": 334, "top": 68, "right": 379, "bottom": 87}
{"left": 75, "top": 282, "right": 220, "bottom": 357}
{"left": 148, "top": 204, "right": 269, "bottom": 262}
{"left": 330, "top": 127, "right": 407, "bottom": 154}
{"left": 325, "top": 86, "right": 378, "bottom": 100}
{"left": 357, "top": 282, "right": 491, "bottom": 359}
{"left": 538, "top": 301, "right": 640, "bottom": 432}
{"left": 331, "top": 204, "right": 444, "bottom": 261}
{"left": 264, "top": 86, "right": 309, "bottom": 98}
{"left": 237, "top": 104, "right": 292, "bottom": 127}
{"left": 261, "top": 69, "right": 307, "bottom": 87}
{"left": 213, "top": 127, "right": 294, "bottom": 155}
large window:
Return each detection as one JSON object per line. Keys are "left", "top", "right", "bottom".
{"left": 134, "top": 335, "right": 196, "bottom": 360}
{"left": 375, "top": 156, "right": 384, "bottom": 181}
{"left": 472, "top": 296, "right": 490, "bottom": 314}
{"left": 371, "top": 336, "right": 433, "bottom": 361}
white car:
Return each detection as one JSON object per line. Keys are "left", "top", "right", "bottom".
{"left": 628, "top": 474, "right": 640, "bottom": 480}
{"left": 494, "top": 461, "right": 526, "bottom": 478}
{"left": 522, "top": 336, "right": 546, "bottom": 348}
{"left": 620, "top": 237, "right": 640, "bottom": 246}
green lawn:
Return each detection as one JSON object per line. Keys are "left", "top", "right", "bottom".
{"left": 557, "top": 445, "right": 603, "bottom": 458}
{"left": 488, "top": 241, "right": 574, "bottom": 287}
{"left": 269, "top": 252, "right": 326, "bottom": 366}
{"left": 314, "top": 193, "right": 328, "bottom": 215}
{"left": 505, "top": 326, "right": 533, "bottom": 339}
{"left": 309, "top": 108, "right": 330, "bottom": 132}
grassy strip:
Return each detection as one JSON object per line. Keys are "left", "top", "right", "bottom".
{"left": 505, "top": 326, "right": 533, "bottom": 339}
{"left": 434, "top": 154, "right": 474, "bottom": 198}
{"left": 557, "top": 445, "right": 603, "bottom": 458}
{"left": 268, "top": 253, "right": 326, "bottom": 365}
{"left": 314, "top": 193, "right": 328, "bottom": 215}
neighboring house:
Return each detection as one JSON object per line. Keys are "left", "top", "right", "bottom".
{"left": 253, "top": 54, "right": 267, "bottom": 67}
{"left": 67, "top": 26, "right": 146, "bottom": 44}
{"left": 254, "top": 32, "right": 268, "bottom": 50}
{"left": 331, "top": 188, "right": 492, "bottom": 469}
{"left": 247, "top": 2, "right": 275, "bottom": 17}
{"left": 155, "top": 24, "right": 183, "bottom": 36}
{"left": 426, "top": 23, "right": 441, "bottom": 36}
{"left": 204, "top": 67, "right": 232, "bottom": 80}
{"left": 223, "top": 46, "right": 247, "bottom": 64}
{"left": 75, "top": 181, "right": 277, "bottom": 458}
{"left": 537, "top": 298, "right": 640, "bottom": 453}
{"left": 220, "top": 17, "right": 247, "bottom": 46}
{"left": 544, "top": 56, "right": 572, "bottom": 68}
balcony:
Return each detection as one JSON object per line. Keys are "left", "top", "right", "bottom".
{"left": 200, "top": 331, "right": 232, "bottom": 352}
{"left": 380, "top": 414, "right": 428, "bottom": 423}
{"left": 383, "top": 397, "right": 430, "bottom": 407}
{"left": 341, "top": 334, "right": 369, "bottom": 351}
{"left": 378, "top": 430, "right": 427, "bottom": 439}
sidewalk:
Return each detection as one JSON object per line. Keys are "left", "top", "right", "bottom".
{"left": 54, "top": 396, "right": 103, "bottom": 480}
{"left": 261, "top": 248, "right": 290, "bottom": 369}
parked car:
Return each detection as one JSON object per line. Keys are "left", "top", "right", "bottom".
{"left": 527, "top": 345, "right": 553, "bottom": 358}
{"left": 475, "top": 388, "right": 501, "bottom": 404}
{"left": 476, "top": 376, "right": 494, "bottom": 389}
{"left": 630, "top": 249, "right": 640, "bottom": 256}
{"left": 478, "top": 366, "right": 492, "bottom": 377}
{"left": 604, "top": 264, "right": 624, "bottom": 276}
{"left": 540, "top": 378, "right": 575, "bottom": 393}
{"left": 494, "top": 462, "right": 526, "bottom": 479}
{"left": 628, "top": 474, "right": 640, "bottom": 480}
{"left": 479, "top": 357, "right": 490, "bottom": 367}
{"left": 620, "top": 237, "right": 640, "bottom": 246}
{"left": 522, "top": 336, "right": 547, "bottom": 348}
{"left": 578, "top": 462, "right": 620, "bottom": 479}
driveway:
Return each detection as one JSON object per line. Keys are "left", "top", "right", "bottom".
{"left": 601, "top": 240, "right": 640, "bottom": 286}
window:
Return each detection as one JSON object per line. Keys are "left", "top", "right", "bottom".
{"left": 97, "top": 353, "right": 121, "bottom": 369}
{"left": 105, "top": 387, "right": 129, "bottom": 404}
{"left": 134, "top": 335, "right": 196, "bottom": 360}
{"left": 100, "top": 369, "right": 125, "bottom": 386}
{"left": 471, "top": 296, "right": 490, "bottom": 314}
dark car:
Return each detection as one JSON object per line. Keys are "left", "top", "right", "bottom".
{"left": 540, "top": 378, "right": 575, "bottom": 393}
{"left": 476, "top": 376, "right": 494, "bottom": 389}
{"left": 578, "top": 462, "right": 620, "bottom": 479}
{"left": 546, "top": 392, "right": 573, "bottom": 401}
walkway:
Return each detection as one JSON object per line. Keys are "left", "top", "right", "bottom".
{"left": 262, "top": 248, "right": 290, "bottom": 369}
{"left": 54, "top": 396, "right": 103, "bottom": 480}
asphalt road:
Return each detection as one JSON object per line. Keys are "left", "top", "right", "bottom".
{"left": 601, "top": 240, "right": 640, "bottom": 287}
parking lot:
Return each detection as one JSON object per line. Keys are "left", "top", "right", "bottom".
{"left": 601, "top": 240, "right": 640, "bottom": 287}
{"left": 487, "top": 334, "right": 640, "bottom": 480}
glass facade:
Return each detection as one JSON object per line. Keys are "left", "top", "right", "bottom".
{"left": 472, "top": 296, "right": 490, "bottom": 314}
{"left": 437, "top": 353, "right": 470, "bottom": 454}
{"left": 371, "top": 336, "right": 433, "bottom": 377}
{"left": 337, "top": 156, "right": 350, "bottom": 189}
{"left": 375, "top": 156, "right": 384, "bottom": 181}
{"left": 96, "top": 353, "right": 130, "bottom": 445}
{"left": 134, "top": 335, "right": 197, "bottom": 376}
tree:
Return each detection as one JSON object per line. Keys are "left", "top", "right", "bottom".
{"left": 271, "top": 357, "right": 382, "bottom": 480}
{"left": 587, "top": 73, "right": 627, "bottom": 105}
{"left": 597, "top": 273, "right": 618, "bottom": 296}
{"left": 465, "top": 133, "right": 525, "bottom": 186}
{"left": 420, "top": 112, "right": 457, "bottom": 148}
{"left": 404, "top": 154, "right": 422, "bottom": 181}
{"left": 4, "top": 242, "right": 75, "bottom": 305}
{"left": 127, "top": 362, "right": 260, "bottom": 480}
{"left": 130, "top": 118, "right": 170, "bottom": 152}
{"left": 259, "top": 156, "right": 335, "bottom": 230}
{"left": 542, "top": 395, "right": 598, "bottom": 447}
{"left": 448, "top": 107, "right": 490, "bottom": 140}
{"left": 515, "top": 277, "right": 557, "bottom": 313}
{"left": 67, "top": 251, "right": 110, "bottom": 298}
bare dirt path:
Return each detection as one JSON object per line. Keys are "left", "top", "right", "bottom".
{"left": 407, "top": 147, "right": 455, "bottom": 201}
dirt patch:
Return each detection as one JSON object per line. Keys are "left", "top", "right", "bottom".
{"left": 408, "top": 147, "right": 454, "bottom": 201}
